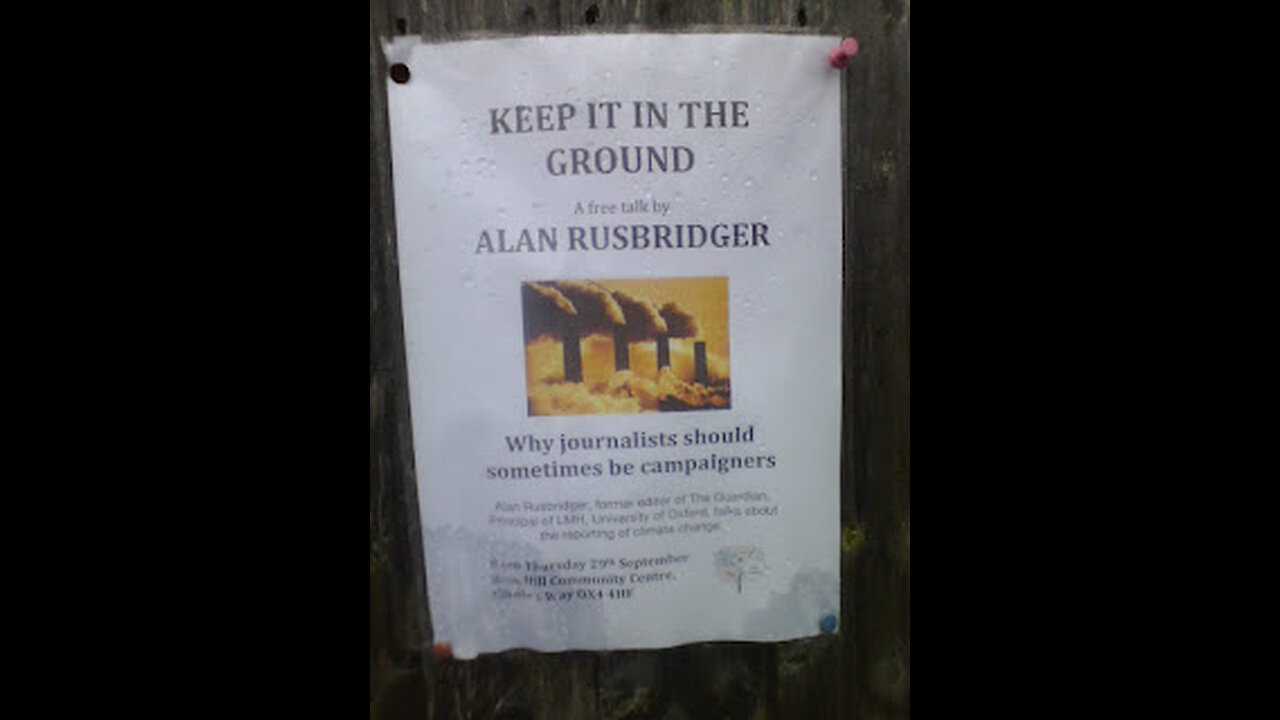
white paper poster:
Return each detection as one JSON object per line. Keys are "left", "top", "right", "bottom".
{"left": 384, "top": 34, "right": 844, "bottom": 659}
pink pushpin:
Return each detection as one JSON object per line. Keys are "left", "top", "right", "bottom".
{"left": 828, "top": 37, "right": 859, "bottom": 69}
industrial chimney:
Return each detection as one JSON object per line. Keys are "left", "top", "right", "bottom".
{"left": 655, "top": 334, "right": 670, "bottom": 371}
{"left": 613, "top": 330, "right": 629, "bottom": 371}
{"left": 563, "top": 328, "right": 583, "bottom": 382}
{"left": 694, "top": 341, "right": 708, "bottom": 385}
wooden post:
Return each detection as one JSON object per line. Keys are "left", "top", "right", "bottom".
{"left": 370, "top": 2, "right": 910, "bottom": 718}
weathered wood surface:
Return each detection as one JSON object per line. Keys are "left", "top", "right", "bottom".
{"left": 370, "top": 1, "right": 909, "bottom": 717}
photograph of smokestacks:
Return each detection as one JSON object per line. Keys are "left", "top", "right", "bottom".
{"left": 522, "top": 277, "right": 731, "bottom": 416}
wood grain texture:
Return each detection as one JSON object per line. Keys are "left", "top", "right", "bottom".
{"left": 369, "top": 1, "right": 909, "bottom": 717}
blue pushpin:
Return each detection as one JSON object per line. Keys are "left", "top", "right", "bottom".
{"left": 819, "top": 613, "right": 837, "bottom": 634}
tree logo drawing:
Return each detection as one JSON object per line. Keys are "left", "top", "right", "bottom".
{"left": 714, "top": 546, "right": 766, "bottom": 593}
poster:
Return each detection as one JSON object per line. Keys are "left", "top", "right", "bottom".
{"left": 384, "top": 33, "right": 844, "bottom": 659}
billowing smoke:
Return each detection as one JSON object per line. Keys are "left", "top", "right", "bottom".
{"left": 523, "top": 280, "right": 628, "bottom": 383}
{"left": 523, "top": 281, "right": 697, "bottom": 341}
{"left": 521, "top": 282, "right": 576, "bottom": 342}
{"left": 521, "top": 280, "right": 632, "bottom": 341}
{"left": 608, "top": 290, "right": 669, "bottom": 372}
{"left": 527, "top": 370, "right": 662, "bottom": 415}
{"left": 652, "top": 302, "right": 700, "bottom": 372}
{"left": 551, "top": 280, "right": 626, "bottom": 334}
{"left": 657, "top": 367, "right": 730, "bottom": 410}
{"left": 610, "top": 290, "right": 668, "bottom": 341}
{"left": 629, "top": 341, "right": 730, "bottom": 383}
{"left": 659, "top": 302, "right": 700, "bottom": 338}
